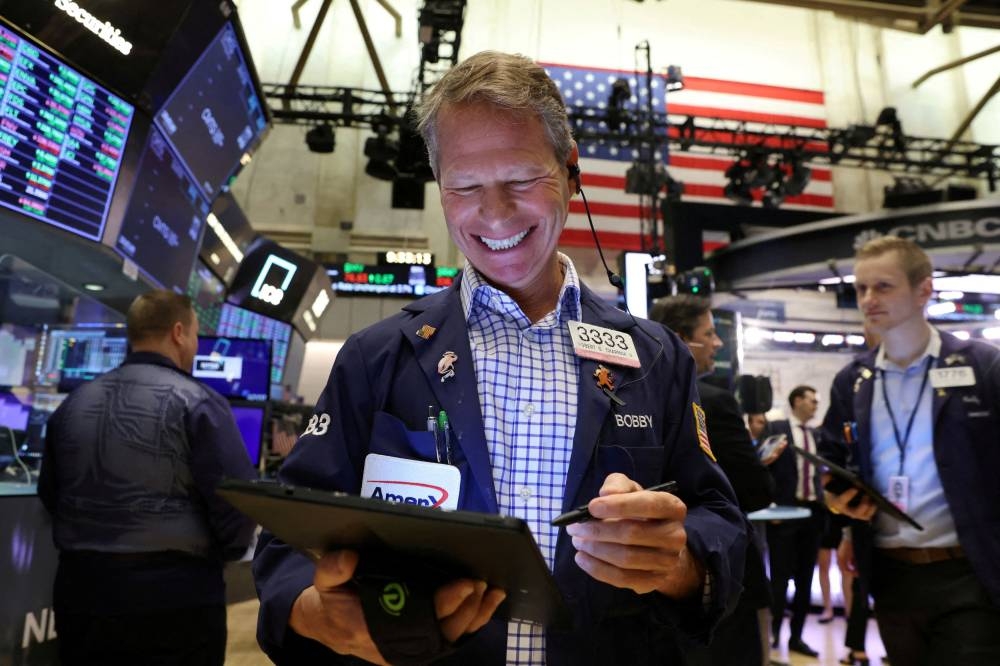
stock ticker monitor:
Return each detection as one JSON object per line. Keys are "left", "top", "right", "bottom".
{"left": 0, "top": 20, "right": 134, "bottom": 242}
{"left": 38, "top": 327, "right": 129, "bottom": 392}
{"left": 112, "top": 124, "right": 209, "bottom": 293}
{"left": 187, "top": 260, "right": 227, "bottom": 334}
{"left": 216, "top": 304, "right": 292, "bottom": 394}
{"left": 192, "top": 335, "right": 271, "bottom": 402}
{"left": 154, "top": 21, "right": 268, "bottom": 201}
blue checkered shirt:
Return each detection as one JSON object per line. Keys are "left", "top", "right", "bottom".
{"left": 461, "top": 254, "right": 581, "bottom": 666}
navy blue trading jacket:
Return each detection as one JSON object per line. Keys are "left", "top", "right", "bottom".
{"left": 818, "top": 330, "right": 1000, "bottom": 607}
{"left": 253, "top": 279, "right": 748, "bottom": 665}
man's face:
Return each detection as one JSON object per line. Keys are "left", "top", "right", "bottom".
{"left": 793, "top": 390, "right": 819, "bottom": 422}
{"left": 686, "top": 311, "right": 723, "bottom": 375}
{"left": 178, "top": 311, "right": 199, "bottom": 372}
{"left": 434, "top": 102, "right": 575, "bottom": 296}
{"left": 747, "top": 413, "right": 767, "bottom": 440}
{"left": 854, "top": 251, "right": 931, "bottom": 336}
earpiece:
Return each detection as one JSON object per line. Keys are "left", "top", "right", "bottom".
{"left": 567, "top": 163, "right": 581, "bottom": 194}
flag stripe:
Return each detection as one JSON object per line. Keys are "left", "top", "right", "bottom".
{"left": 668, "top": 154, "right": 832, "bottom": 182}
{"left": 666, "top": 126, "right": 830, "bottom": 153}
{"left": 666, "top": 89, "right": 827, "bottom": 122}
{"left": 683, "top": 76, "right": 826, "bottom": 105}
{"left": 668, "top": 103, "right": 827, "bottom": 129}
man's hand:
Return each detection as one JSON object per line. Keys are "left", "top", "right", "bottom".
{"left": 565, "top": 473, "right": 705, "bottom": 599}
{"left": 289, "top": 550, "right": 506, "bottom": 663}
{"left": 822, "top": 473, "right": 877, "bottom": 521}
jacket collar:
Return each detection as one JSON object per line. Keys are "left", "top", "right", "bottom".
{"left": 124, "top": 351, "right": 186, "bottom": 375}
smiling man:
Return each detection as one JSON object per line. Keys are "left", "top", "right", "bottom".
{"left": 253, "top": 51, "right": 747, "bottom": 665}
{"left": 819, "top": 236, "right": 1000, "bottom": 665}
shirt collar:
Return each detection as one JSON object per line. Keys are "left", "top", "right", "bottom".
{"left": 460, "top": 252, "right": 582, "bottom": 325}
{"left": 874, "top": 325, "right": 941, "bottom": 371}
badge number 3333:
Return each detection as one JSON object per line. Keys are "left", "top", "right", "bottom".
{"left": 568, "top": 321, "right": 641, "bottom": 368}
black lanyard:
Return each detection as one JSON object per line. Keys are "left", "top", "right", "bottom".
{"left": 878, "top": 356, "right": 933, "bottom": 476}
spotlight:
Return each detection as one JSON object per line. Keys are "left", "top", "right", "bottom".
{"left": 784, "top": 161, "right": 812, "bottom": 196}
{"left": 724, "top": 159, "right": 753, "bottom": 205}
{"left": 625, "top": 161, "right": 667, "bottom": 196}
{"left": 607, "top": 78, "right": 632, "bottom": 130}
{"left": 745, "top": 151, "right": 774, "bottom": 188}
{"left": 364, "top": 129, "right": 399, "bottom": 181}
{"left": 395, "top": 111, "right": 435, "bottom": 183}
{"left": 305, "top": 124, "right": 336, "bottom": 153}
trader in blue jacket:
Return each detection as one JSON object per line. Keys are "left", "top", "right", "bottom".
{"left": 819, "top": 236, "right": 1000, "bottom": 665}
{"left": 253, "top": 50, "right": 748, "bottom": 666}
{"left": 38, "top": 291, "right": 257, "bottom": 666}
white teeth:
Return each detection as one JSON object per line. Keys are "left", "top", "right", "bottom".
{"left": 480, "top": 229, "right": 528, "bottom": 251}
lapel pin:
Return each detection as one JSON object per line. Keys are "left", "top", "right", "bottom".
{"left": 594, "top": 365, "right": 615, "bottom": 391}
{"left": 416, "top": 324, "right": 437, "bottom": 340}
{"left": 945, "top": 353, "right": 965, "bottom": 366}
{"left": 438, "top": 351, "right": 458, "bottom": 382}
{"left": 594, "top": 364, "right": 625, "bottom": 406}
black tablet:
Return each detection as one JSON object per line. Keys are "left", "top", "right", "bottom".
{"left": 791, "top": 446, "right": 924, "bottom": 531}
{"left": 217, "top": 479, "right": 569, "bottom": 627}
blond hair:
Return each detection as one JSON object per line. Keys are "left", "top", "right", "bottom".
{"left": 855, "top": 236, "right": 932, "bottom": 286}
{"left": 415, "top": 51, "right": 573, "bottom": 177}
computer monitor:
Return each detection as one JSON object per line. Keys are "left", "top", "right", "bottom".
{"left": 38, "top": 327, "right": 129, "bottom": 391}
{"left": 229, "top": 402, "right": 265, "bottom": 467}
{"left": 216, "top": 304, "right": 291, "bottom": 392}
{"left": 155, "top": 21, "right": 269, "bottom": 201}
{"left": 112, "top": 124, "right": 210, "bottom": 293}
{"left": 186, "top": 261, "right": 226, "bottom": 335}
{"left": 0, "top": 19, "right": 135, "bottom": 242}
{"left": 192, "top": 336, "right": 270, "bottom": 402}
{"left": 200, "top": 192, "right": 257, "bottom": 286}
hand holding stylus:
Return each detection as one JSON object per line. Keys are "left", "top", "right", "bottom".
{"left": 563, "top": 473, "right": 704, "bottom": 599}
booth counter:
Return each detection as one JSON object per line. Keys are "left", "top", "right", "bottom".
{"left": 0, "top": 483, "right": 59, "bottom": 665}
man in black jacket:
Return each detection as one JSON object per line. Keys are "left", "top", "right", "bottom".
{"left": 38, "top": 290, "right": 257, "bottom": 666}
{"left": 651, "top": 295, "right": 776, "bottom": 666}
{"left": 766, "top": 385, "right": 825, "bottom": 658}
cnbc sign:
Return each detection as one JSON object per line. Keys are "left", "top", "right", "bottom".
{"left": 853, "top": 216, "right": 1000, "bottom": 251}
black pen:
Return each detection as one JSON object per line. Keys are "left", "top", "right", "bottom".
{"left": 551, "top": 480, "right": 679, "bottom": 527}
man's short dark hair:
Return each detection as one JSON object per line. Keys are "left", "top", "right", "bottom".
{"left": 126, "top": 290, "right": 194, "bottom": 345}
{"left": 648, "top": 295, "right": 712, "bottom": 340}
{"left": 787, "top": 385, "right": 816, "bottom": 408}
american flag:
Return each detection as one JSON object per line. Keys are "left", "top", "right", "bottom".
{"left": 542, "top": 63, "right": 834, "bottom": 252}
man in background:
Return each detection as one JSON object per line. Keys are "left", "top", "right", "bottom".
{"left": 822, "top": 236, "right": 1000, "bottom": 665}
{"left": 38, "top": 290, "right": 257, "bottom": 666}
{"left": 651, "top": 294, "right": 776, "bottom": 666}
{"left": 766, "top": 385, "right": 824, "bottom": 658}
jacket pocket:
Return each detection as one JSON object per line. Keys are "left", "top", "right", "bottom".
{"left": 369, "top": 410, "right": 438, "bottom": 462}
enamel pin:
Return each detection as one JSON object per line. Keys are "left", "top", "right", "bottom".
{"left": 438, "top": 351, "right": 458, "bottom": 382}
{"left": 416, "top": 324, "right": 437, "bottom": 340}
{"left": 594, "top": 365, "right": 615, "bottom": 392}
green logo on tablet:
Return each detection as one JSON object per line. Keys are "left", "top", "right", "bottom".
{"left": 380, "top": 581, "right": 407, "bottom": 616}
